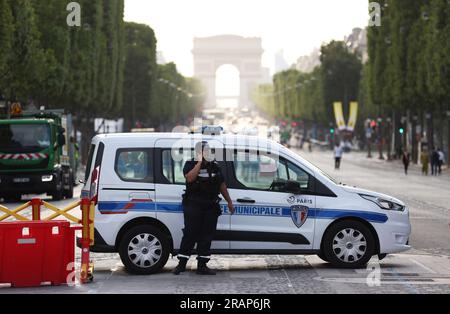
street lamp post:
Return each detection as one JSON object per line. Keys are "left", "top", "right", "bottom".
{"left": 447, "top": 110, "right": 450, "bottom": 167}
{"left": 377, "top": 117, "right": 384, "bottom": 160}
{"left": 386, "top": 117, "right": 392, "bottom": 160}
{"left": 412, "top": 115, "right": 419, "bottom": 164}
{"left": 426, "top": 112, "right": 433, "bottom": 150}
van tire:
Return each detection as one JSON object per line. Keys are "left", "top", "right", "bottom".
{"left": 317, "top": 253, "right": 330, "bottom": 263}
{"left": 322, "top": 220, "right": 375, "bottom": 269}
{"left": 119, "top": 225, "right": 170, "bottom": 275}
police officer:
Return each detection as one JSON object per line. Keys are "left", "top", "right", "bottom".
{"left": 173, "top": 141, "right": 235, "bottom": 275}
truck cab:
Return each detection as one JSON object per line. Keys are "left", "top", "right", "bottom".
{"left": 0, "top": 109, "right": 77, "bottom": 202}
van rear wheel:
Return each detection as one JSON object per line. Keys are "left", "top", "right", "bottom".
{"left": 322, "top": 220, "right": 375, "bottom": 268}
{"left": 119, "top": 225, "right": 170, "bottom": 275}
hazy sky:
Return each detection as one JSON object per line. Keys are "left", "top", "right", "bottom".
{"left": 124, "top": 0, "right": 369, "bottom": 78}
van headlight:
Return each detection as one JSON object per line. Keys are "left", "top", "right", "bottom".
{"left": 41, "top": 175, "right": 53, "bottom": 182}
{"left": 360, "top": 194, "right": 405, "bottom": 212}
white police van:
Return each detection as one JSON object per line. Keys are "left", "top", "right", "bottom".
{"left": 81, "top": 127, "right": 411, "bottom": 274}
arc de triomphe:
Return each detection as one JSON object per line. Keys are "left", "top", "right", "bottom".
{"left": 192, "top": 35, "right": 264, "bottom": 108}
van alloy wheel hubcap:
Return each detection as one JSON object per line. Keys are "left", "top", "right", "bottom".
{"left": 332, "top": 228, "right": 367, "bottom": 263}
{"left": 128, "top": 233, "right": 162, "bottom": 268}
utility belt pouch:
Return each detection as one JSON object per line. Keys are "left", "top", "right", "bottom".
{"left": 214, "top": 197, "right": 222, "bottom": 217}
{"left": 181, "top": 193, "right": 189, "bottom": 207}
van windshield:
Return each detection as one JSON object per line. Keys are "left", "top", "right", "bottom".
{"left": 0, "top": 123, "right": 51, "bottom": 153}
{"left": 294, "top": 152, "right": 339, "bottom": 185}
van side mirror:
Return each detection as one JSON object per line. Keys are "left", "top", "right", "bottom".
{"left": 285, "top": 180, "right": 303, "bottom": 195}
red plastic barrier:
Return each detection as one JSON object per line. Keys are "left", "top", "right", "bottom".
{"left": 0, "top": 221, "right": 75, "bottom": 288}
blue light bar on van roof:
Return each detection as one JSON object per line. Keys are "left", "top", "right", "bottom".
{"left": 189, "top": 125, "right": 223, "bottom": 135}
{"left": 190, "top": 125, "right": 223, "bottom": 135}
{"left": 203, "top": 126, "right": 223, "bottom": 135}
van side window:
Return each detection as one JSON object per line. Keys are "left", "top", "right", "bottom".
{"left": 84, "top": 144, "right": 96, "bottom": 182}
{"left": 285, "top": 160, "right": 312, "bottom": 192}
{"left": 232, "top": 151, "right": 312, "bottom": 192}
{"left": 162, "top": 149, "right": 193, "bottom": 185}
{"left": 115, "top": 149, "right": 153, "bottom": 182}
{"left": 233, "top": 151, "right": 288, "bottom": 190}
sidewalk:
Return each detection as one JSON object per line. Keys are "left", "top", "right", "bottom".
{"left": 302, "top": 148, "right": 450, "bottom": 179}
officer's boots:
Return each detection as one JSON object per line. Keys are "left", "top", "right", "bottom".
{"left": 173, "top": 259, "right": 188, "bottom": 275}
{"left": 196, "top": 261, "right": 216, "bottom": 275}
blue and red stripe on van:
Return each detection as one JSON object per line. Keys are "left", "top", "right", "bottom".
{"left": 97, "top": 201, "right": 388, "bottom": 223}
{"left": 99, "top": 199, "right": 154, "bottom": 215}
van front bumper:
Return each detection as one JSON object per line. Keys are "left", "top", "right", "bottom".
{"left": 373, "top": 209, "right": 412, "bottom": 254}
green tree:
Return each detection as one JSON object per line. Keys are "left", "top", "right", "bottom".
{"left": 29, "top": 0, "right": 71, "bottom": 106}
{"left": 0, "top": 0, "right": 13, "bottom": 93}
{"left": 320, "top": 41, "right": 362, "bottom": 120}
{"left": 122, "top": 22, "right": 157, "bottom": 129}
{"left": 3, "top": 0, "right": 47, "bottom": 102}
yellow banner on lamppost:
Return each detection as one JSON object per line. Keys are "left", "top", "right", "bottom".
{"left": 333, "top": 102, "right": 346, "bottom": 131}
{"left": 347, "top": 102, "right": 359, "bottom": 132}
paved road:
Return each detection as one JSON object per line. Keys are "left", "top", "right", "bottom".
{"left": 1, "top": 150, "right": 449, "bottom": 294}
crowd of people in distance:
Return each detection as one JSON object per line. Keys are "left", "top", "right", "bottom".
{"left": 402, "top": 147, "right": 445, "bottom": 176}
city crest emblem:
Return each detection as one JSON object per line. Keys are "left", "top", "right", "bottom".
{"left": 291, "top": 205, "right": 309, "bottom": 228}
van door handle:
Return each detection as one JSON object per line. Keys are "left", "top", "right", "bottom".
{"left": 129, "top": 192, "right": 152, "bottom": 202}
{"left": 237, "top": 198, "right": 256, "bottom": 204}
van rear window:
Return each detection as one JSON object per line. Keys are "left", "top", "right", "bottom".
{"left": 84, "top": 144, "right": 96, "bottom": 182}
{"left": 115, "top": 149, "right": 153, "bottom": 183}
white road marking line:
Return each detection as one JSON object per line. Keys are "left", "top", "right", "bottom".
{"left": 277, "top": 255, "right": 295, "bottom": 292}
{"left": 410, "top": 258, "right": 437, "bottom": 274}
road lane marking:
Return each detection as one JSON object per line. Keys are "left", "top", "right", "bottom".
{"left": 410, "top": 258, "right": 437, "bottom": 274}
{"left": 313, "top": 276, "right": 450, "bottom": 285}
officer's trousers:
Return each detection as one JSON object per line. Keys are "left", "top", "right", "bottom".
{"left": 178, "top": 200, "right": 220, "bottom": 264}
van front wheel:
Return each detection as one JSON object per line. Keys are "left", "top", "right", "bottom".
{"left": 322, "top": 220, "right": 375, "bottom": 269}
{"left": 119, "top": 225, "right": 170, "bottom": 275}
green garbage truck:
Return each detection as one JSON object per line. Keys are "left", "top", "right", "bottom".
{"left": 0, "top": 108, "right": 78, "bottom": 202}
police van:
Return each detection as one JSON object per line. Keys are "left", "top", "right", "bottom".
{"left": 81, "top": 127, "right": 411, "bottom": 274}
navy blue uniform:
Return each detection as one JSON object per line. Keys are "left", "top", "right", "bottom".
{"left": 178, "top": 160, "right": 225, "bottom": 264}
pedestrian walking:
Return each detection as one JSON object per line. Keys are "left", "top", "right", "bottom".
{"left": 173, "top": 141, "right": 236, "bottom": 276}
{"left": 437, "top": 148, "right": 445, "bottom": 175}
{"left": 334, "top": 143, "right": 343, "bottom": 170}
{"left": 420, "top": 149, "right": 429, "bottom": 175}
{"left": 402, "top": 150, "right": 410, "bottom": 175}
{"left": 431, "top": 148, "right": 440, "bottom": 176}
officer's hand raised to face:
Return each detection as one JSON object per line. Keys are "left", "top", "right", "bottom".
{"left": 228, "top": 201, "right": 236, "bottom": 215}
{"left": 196, "top": 151, "right": 203, "bottom": 163}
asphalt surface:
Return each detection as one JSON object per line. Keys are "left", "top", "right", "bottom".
{"left": 0, "top": 150, "right": 449, "bottom": 294}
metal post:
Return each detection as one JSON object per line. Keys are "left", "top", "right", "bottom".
{"left": 31, "top": 198, "right": 42, "bottom": 221}
{"left": 80, "top": 198, "right": 93, "bottom": 283}
{"left": 447, "top": 111, "right": 450, "bottom": 167}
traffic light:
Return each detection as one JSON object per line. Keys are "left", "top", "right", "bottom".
{"left": 330, "top": 127, "right": 335, "bottom": 135}
{"left": 399, "top": 127, "right": 404, "bottom": 135}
